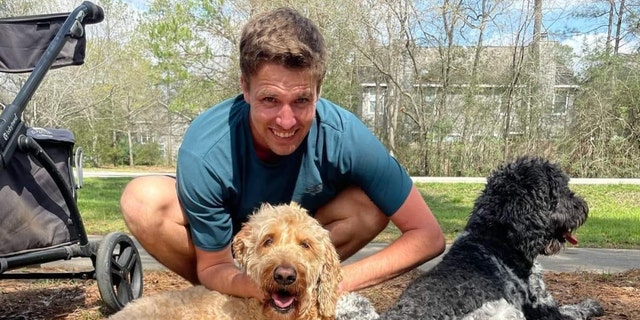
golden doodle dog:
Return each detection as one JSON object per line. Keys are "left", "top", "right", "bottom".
{"left": 109, "top": 202, "right": 342, "bottom": 320}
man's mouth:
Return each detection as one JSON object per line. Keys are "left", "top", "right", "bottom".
{"left": 272, "top": 129, "right": 296, "bottom": 138}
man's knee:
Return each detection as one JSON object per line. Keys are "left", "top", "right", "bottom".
{"left": 316, "top": 186, "right": 390, "bottom": 259}
{"left": 120, "top": 177, "right": 150, "bottom": 222}
{"left": 318, "top": 186, "right": 388, "bottom": 224}
{"left": 120, "top": 175, "right": 180, "bottom": 234}
{"left": 348, "top": 203, "right": 389, "bottom": 243}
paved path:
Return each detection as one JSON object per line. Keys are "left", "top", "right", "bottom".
{"left": 41, "top": 237, "right": 640, "bottom": 274}
{"left": 346, "top": 243, "right": 640, "bottom": 274}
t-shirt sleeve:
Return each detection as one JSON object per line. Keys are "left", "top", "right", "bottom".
{"left": 341, "top": 115, "right": 413, "bottom": 216}
{"left": 176, "top": 149, "right": 233, "bottom": 251}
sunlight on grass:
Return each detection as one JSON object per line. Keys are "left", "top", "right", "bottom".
{"left": 375, "top": 183, "right": 484, "bottom": 243}
{"left": 75, "top": 177, "right": 640, "bottom": 249}
{"left": 376, "top": 183, "right": 640, "bottom": 248}
{"left": 571, "top": 185, "right": 640, "bottom": 248}
{"left": 419, "top": 183, "right": 483, "bottom": 241}
{"left": 77, "top": 177, "right": 131, "bottom": 234}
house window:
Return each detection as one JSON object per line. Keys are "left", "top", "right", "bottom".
{"left": 424, "top": 87, "right": 437, "bottom": 104}
{"left": 368, "top": 92, "right": 378, "bottom": 115}
{"left": 363, "top": 87, "right": 385, "bottom": 117}
{"left": 552, "top": 90, "right": 569, "bottom": 115}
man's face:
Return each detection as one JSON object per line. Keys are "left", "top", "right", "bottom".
{"left": 242, "top": 63, "right": 319, "bottom": 158}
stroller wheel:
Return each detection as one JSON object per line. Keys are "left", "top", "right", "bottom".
{"left": 96, "top": 232, "right": 143, "bottom": 311}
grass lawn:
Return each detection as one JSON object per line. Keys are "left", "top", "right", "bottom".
{"left": 76, "top": 178, "right": 131, "bottom": 234}
{"left": 371, "top": 183, "right": 640, "bottom": 249}
{"left": 76, "top": 178, "right": 640, "bottom": 249}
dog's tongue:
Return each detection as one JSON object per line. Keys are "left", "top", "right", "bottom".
{"left": 564, "top": 231, "right": 578, "bottom": 245}
{"left": 272, "top": 292, "right": 294, "bottom": 309}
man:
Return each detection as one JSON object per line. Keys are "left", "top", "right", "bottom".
{"left": 120, "top": 7, "right": 445, "bottom": 300}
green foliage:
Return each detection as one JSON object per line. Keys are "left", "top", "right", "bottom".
{"left": 0, "top": 0, "right": 36, "bottom": 15}
{"left": 561, "top": 53, "right": 640, "bottom": 177}
{"left": 71, "top": 123, "right": 163, "bottom": 167}
{"left": 141, "top": 0, "right": 239, "bottom": 119}
{"left": 68, "top": 120, "right": 125, "bottom": 167}
{"left": 13, "top": 0, "right": 640, "bottom": 178}
{"left": 133, "top": 142, "right": 163, "bottom": 166}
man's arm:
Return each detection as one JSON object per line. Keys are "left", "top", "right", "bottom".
{"left": 195, "top": 244, "right": 266, "bottom": 300}
{"left": 339, "top": 185, "right": 445, "bottom": 292}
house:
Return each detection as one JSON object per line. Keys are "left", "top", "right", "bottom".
{"left": 359, "top": 35, "right": 579, "bottom": 143}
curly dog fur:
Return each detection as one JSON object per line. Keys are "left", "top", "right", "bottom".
{"left": 335, "top": 292, "right": 380, "bottom": 320}
{"left": 109, "top": 202, "right": 342, "bottom": 320}
{"left": 380, "top": 156, "right": 604, "bottom": 320}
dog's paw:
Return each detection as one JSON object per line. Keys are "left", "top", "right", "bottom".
{"left": 335, "top": 293, "right": 379, "bottom": 320}
{"left": 560, "top": 299, "right": 604, "bottom": 319}
{"left": 579, "top": 299, "right": 604, "bottom": 318}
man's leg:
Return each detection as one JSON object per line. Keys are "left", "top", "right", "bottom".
{"left": 119, "top": 175, "right": 199, "bottom": 283}
{"left": 314, "top": 186, "right": 390, "bottom": 261}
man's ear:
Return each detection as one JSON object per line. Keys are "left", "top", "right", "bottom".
{"left": 241, "top": 75, "right": 249, "bottom": 101}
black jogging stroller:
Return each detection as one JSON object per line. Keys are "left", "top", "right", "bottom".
{"left": 0, "top": 1, "right": 143, "bottom": 312}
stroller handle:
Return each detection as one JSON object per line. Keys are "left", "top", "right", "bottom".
{"left": 0, "top": 1, "right": 104, "bottom": 168}
{"left": 80, "top": 1, "right": 105, "bottom": 25}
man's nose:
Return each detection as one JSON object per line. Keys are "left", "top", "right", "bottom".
{"left": 276, "top": 104, "right": 296, "bottom": 129}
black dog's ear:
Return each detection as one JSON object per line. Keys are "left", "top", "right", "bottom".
{"left": 542, "top": 160, "right": 571, "bottom": 208}
{"left": 483, "top": 157, "right": 549, "bottom": 203}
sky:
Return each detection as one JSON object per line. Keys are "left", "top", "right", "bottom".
{"left": 119, "top": 0, "right": 637, "bottom": 57}
{"left": 543, "top": 0, "right": 636, "bottom": 54}
{"left": 123, "top": 0, "right": 147, "bottom": 11}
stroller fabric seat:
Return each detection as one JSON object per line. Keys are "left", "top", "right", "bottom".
{"left": 0, "top": 127, "right": 79, "bottom": 256}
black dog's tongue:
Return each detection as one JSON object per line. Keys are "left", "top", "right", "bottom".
{"left": 564, "top": 231, "right": 578, "bottom": 245}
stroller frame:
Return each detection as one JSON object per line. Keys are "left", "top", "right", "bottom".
{"left": 0, "top": 1, "right": 143, "bottom": 312}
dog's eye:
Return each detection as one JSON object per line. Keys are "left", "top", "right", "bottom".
{"left": 262, "top": 237, "right": 273, "bottom": 247}
{"left": 300, "top": 241, "right": 311, "bottom": 249}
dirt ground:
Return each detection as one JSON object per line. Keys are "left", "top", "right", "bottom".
{"left": 1, "top": 268, "right": 638, "bottom": 319}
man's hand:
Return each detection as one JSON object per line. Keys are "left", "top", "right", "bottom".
{"left": 195, "top": 244, "right": 266, "bottom": 300}
{"left": 340, "top": 185, "right": 445, "bottom": 291}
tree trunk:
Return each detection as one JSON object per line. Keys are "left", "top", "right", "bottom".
{"left": 614, "top": 0, "right": 626, "bottom": 54}
{"left": 127, "top": 129, "right": 134, "bottom": 167}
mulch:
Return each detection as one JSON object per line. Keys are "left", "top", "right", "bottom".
{"left": 0, "top": 268, "right": 638, "bottom": 319}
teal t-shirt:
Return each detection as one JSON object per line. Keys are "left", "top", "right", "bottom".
{"left": 176, "top": 94, "right": 413, "bottom": 251}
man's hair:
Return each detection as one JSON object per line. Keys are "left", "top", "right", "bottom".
{"left": 239, "top": 7, "right": 327, "bottom": 91}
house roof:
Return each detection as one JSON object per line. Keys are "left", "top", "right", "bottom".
{"left": 357, "top": 39, "right": 578, "bottom": 87}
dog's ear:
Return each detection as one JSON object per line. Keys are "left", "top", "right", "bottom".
{"left": 232, "top": 223, "right": 252, "bottom": 269}
{"left": 316, "top": 232, "right": 343, "bottom": 318}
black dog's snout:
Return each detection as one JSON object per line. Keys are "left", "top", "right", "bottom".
{"left": 274, "top": 265, "right": 297, "bottom": 285}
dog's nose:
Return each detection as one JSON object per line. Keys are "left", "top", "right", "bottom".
{"left": 274, "top": 265, "right": 297, "bottom": 285}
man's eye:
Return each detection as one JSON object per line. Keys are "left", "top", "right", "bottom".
{"left": 263, "top": 97, "right": 276, "bottom": 103}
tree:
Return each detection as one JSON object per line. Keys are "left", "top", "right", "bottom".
{"left": 140, "top": 0, "right": 241, "bottom": 121}
{"left": 62, "top": 0, "right": 164, "bottom": 166}
{"left": 567, "top": 53, "right": 640, "bottom": 176}
{"left": 0, "top": 0, "right": 36, "bottom": 16}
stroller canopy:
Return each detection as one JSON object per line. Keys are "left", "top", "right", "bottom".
{"left": 0, "top": 13, "right": 86, "bottom": 73}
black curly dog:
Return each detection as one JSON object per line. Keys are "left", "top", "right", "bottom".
{"left": 381, "top": 156, "right": 604, "bottom": 319}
